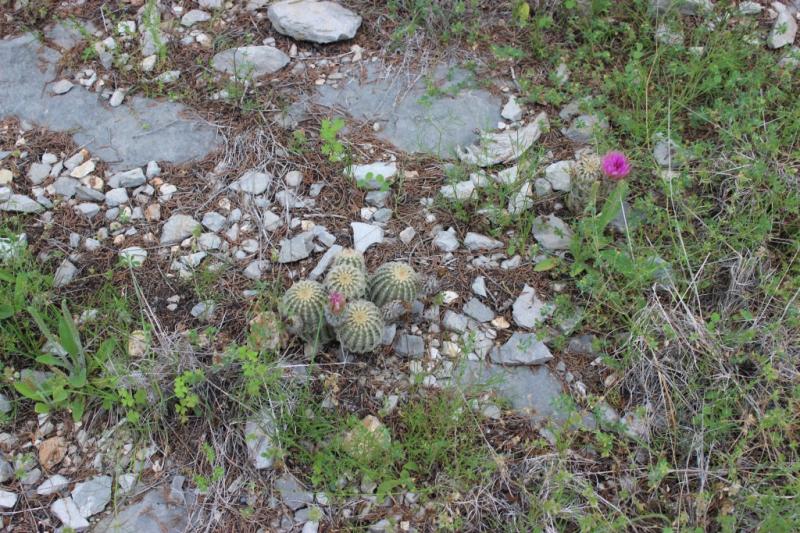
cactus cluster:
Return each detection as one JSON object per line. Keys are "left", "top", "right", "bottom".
{"left": 368, "top": 262, "right": 420, "bottom": 307}
{"left": 567, "top": 151, "right": 602, "bottom": 214}
{"left": 336, "top": 299, "right": 385, "bottom": 353}
{"left": 277, "top": 248, "right": 428, "bottom": 354}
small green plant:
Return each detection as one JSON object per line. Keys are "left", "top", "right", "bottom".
{"left": 356, "top": 171, "right": 391, "bottom": 192}
{"left": 173, "top": 369, "right": 205, "bottom": 423}
{"left": 320, "top": 118, "right": 346, "bottom": 163}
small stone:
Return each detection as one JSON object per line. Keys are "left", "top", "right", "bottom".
{"left": 119, "top": 247, "right": 147, "bottom": 267}
{"left": 562, "top": 114, "right": 608, "bottom": 144}
{"left": 70, "top": 160, "right": 95, "bottom": 179}
{"left": 54, "top": 259, "right": 78, "bottom": 287}
{"left": 263, "top": 210, "right": 284, "bottom": 231}
{"left": 399, "top": 226, "right": 416, "bottom": 244}
{"left": 512, "top": 284, "right": 553, "bottom": 329}
{"left": 229, "top": 170, "right": 272, "bottom": 195}
{"left": 433, "top": 227, "right": 459, "bottom": 252}
{"left": 768, "top": 2, "right": 797, "bottom": 49}
{"left": 544, "top": 160, "right": 573, "bottom": 191}
{"left": 351, "top": 222, "right": 384, "bottom": 253}
{"left": 471, "top": 276, "right": 487, "bottom": 297}
{"left": 51, "top": 79, "right": 74, "bottom": 95}
{"left": 212, "top": 46, "right": 289, "bottom": 78}
{"left": 51, "top": 497, "right": 89, "bottom": 530}
{"left": 181, "top": 9, "right": 211, "bottom": 27}
{"left": 653, "top": 134, "right": 686, "bottom": 168}
{"left": 532, "top": 214, "right": 573, "bottom": 250}
{"left": 501, "top": 96, "right": 523, "bottom": 121}
{"left": 739, "top": 1, "right": 763, "bottom": 14}
{"left": 128, "top": 330, "right": 148, "bottom": 357}
{"left": 74, "top": 202, "right": 100, "bottom": 218}
{"left": 160, "top": 214, "right": 201, "bottom": 245}
{"left": 275, "top": 474, "right": 314, "bottom": 510}
{"left": 202, "top": 212, "right": 226, "bottom": 232}
{"left": 105, "top": 187, "right": 129, "bottom": 207}
{"left": 198, "top": 232, "right": 222, "bottom": 251}
{"left": 109, "top": 88, "right": 126, "bottom": 107}
{"left": 393, "top": 334, "right": 425, "bottom": 358}
{"left": 285, "top": 170, "right": 303, "bottom": 187}
{"left": 28, "top": 162, "right": 51, "bottom": 184}
{"left": 268, "top": 0, "right": 362, "bottom": 44}
{"left": 491, "top": 332, "right": 553, "bottom": 366}
{"left": 38, "top": 436, "right": 67, "bottom": 470}
{"left": 463, "top": 298, "right": 495, "bottom": 323}
{"left": 141, "top": 55, "right": 157, "bottom": 72}
{"left": 464, "top": 232, "right": 503, "bottom": 252}
{"left": 144, "top": 204, "right": 161, "bottom": 222}
{"left": 156, "top": 70, "right": 181, "bottom": 84}
{"left": 348, "top": 162, "right": 397, "bottom": 189}
{"left": 72, "top": 476, "right": 112, "bottom": 517}
{"left": 243, "top": 260, "right": 268, "bottom": 280}
{"left": 190, "top": 301, "right": 216, "bottom": 321}
{"left": 365, "top": 190, "right": 389, "bottom": 207}
{"left": 442, "top": 311, "right": 469, "bottom": 333}
{"left": 278, "top": 233, "right": 315, "bottom": 263}
{"left": 37, "top": 475, "right": 71, "bottom": 496}
{"left": 0, "top": 489, "right": 16, "bottom": 509}
{"left": 109, "top": 168, "right": 146, "bottom": 188}
{"left": 52, "top": 177, "right": 79, "bottom": 198}
{"left": 439, "top": 180, "right": 475, "bottom": 201}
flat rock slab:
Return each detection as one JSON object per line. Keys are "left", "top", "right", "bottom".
{"left": 268, "top": 0, "right": 362, "bottom": 43}
{"left": 315, "top": 63, "right": 501, "bottom": 158}
{"left": 93, "top": 486, "right": 200, "bottom": 532}
{"left": 0, "top": 34, "right": 219, "bottom": 170}
{"left": 455, "top": 360, "right": 569, "bottom": 426}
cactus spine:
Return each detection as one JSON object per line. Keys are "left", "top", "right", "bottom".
{"left": 336, "top": 300, "right": 385, "bottom": 354}
{"left": 368, "top": 262, "right": 419, "bottom": 308}
{"left": 333, "top": 248, "right": 367, "bottom": 273}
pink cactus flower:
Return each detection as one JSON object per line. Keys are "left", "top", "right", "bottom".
{"left": 601, "top": 151, "right": 631, "bottom": 180}
{"left": 329, "top": 291, "right": 346, "bottom": 314}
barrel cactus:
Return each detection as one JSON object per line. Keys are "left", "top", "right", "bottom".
{"left": 333, "top": 248, "right": 367, "bottom": 273}
{"left": 336, "top": 299, "right": 385, "bottom": 354}
{"left": 280, "top": 280, "right": 329, "bottom": 342}
{"left": 368, "top": 262, "right": 419, "bottom": 307}
{"left": 324, "top": 263, "right": 367, "bottom": 299}
{"left": 567, "top": 151, "right": 602, "bottom": 214}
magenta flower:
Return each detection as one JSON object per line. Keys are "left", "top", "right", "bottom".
{"left": 601, "top": 151, "right": 631, "bottom": 181}
{"left": 329, "top": 291, "right": 346, "bottom": 314}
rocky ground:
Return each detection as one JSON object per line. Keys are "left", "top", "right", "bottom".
{"left": 1, "top": 0, "right": 799, "bottom": 532}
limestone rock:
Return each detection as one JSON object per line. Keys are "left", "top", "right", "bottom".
{"left": 267, "top": 0, "right": 362, "bottom": 44}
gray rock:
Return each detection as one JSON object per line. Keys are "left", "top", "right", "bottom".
{"left": 51, "top": 79, "right": 74, "bottom": 95}
{"left": 27, "top": 162, "right": 51, "bottom": 184}
{"left": 456, "top": 361, "right": 568, "bottom": 426}
{"left": 767, "top": 2, "right": 797, "bottom": 48}
{"left": 393, "top": 334, "right": 425, "bottom": 358}
{"left": 656, "top": 23, "right": 684, "bottom": 46}
{"left": 268, "top": 0, "right": 362, "bottom": 43}
{"left": 105, "top": 187, "right": 129, "bottom": 207}
{"left": 442, "top": 310, "right": 469, "bottom": 333}
{"left": 109, "top": 88, "right": 126, "bottom": 107}
{"left": 76, "top": 186, "right": 104, "bottom": 202}
{"left": 190, "top": 301, "right": 216, "bottom": 321}
{"left": 491, "top": 332, "right": 553, "bottom": 366}
{"left": 37, "top": 474, "right": 71, "bottom": 496}
{"left": 463, "top": 232, "right": 503, "bottom": 252}
{"left": 463, "top": 298, "right": 495, "bottom": 323}
{"left": 365, "top": 190, "right": 390, "bottom": 207}
{"left": 119, "top": 246, "right": 147, "bottom": 267}
{"left": 457, "top": 113, "right": 549, "bottom": 167}
{"left": 653, "top": 134, "right": 686, "bottom": 168}
{"left": 512, "top": 284, "right": 552, "bottom": 329}
{"left": 439, "top": 180, "right": 475, "bottom": 201}
{"left": 0, "top": 489, "right": 15, "bottom": 508}
{"left": 471, "top": 276, "right": 487, "bottom": 297}
{"left": 544, "top": 160, "right": 573, "bottom": 191}
{"left": 72, "top": 475, "right": 112, "bottom": 517}
{"left": 243, "top": 260, "right": 268, "bottom": 280}
{"left": 52, "top": 497, "right": 89, "bottom": 530}
{"left": 108, "top": 168, "right": 145, "bottom": 188}
{"left": 532, "top": 214, "right": 573, "bottom": 251}
{"left": 276, "top": 474, "right": 314, "bottom": 510}
{"left": 229, "top": 170, "right": 272, "bottom": 195}
{"left": 432, "top": 228, "right": 459, "bottom": 252}
{"left": 262, "top": 210, "right": 284, "bottom": 232}
{"left": 0, "top": 194, "right": 43, "bottom": 213}
{"left": 567, "top": 334, "right": 597, "bottom": 357}
{"left": 351, "top": 222, "right": 384, "bottom": 252}
{"left": 245, "top": 410, "right": 276, "bottom": 469}
{"left": 92, "top": 486, "right": 200, "bottom": 532}
{"left": 74, "top": 202, "right": 100, "bottom": 218}
{"left": 739, "top": 1, "right": 763, "bottom": 14}
{"left": 501, "top": 96, "right": 522, "bottom": 121}
{"left": 212, "top": 46, "right": 290, "bottom": 78}
{"left": 155, "top": 70, "right": 181, "bottom": 84}
{"left": 181, "top": 9, "right": 211, "bottom": 27}
{"left": 201, "top": 211, "right": 227, "bottom": 232}
{"left": 279, "top": 233, "right": 315, "bottom": 263}
{"left": 200, "top": 0, "right": 223, "bottom": 8}
{"left": 0, "top": 459, "right": 12, "bottom": 483}
{"left": 348, "top": 162, "right": 397, "bottom": 189}
{"left": 54, "top": 259, "right": 78, "bottom": 287}
{"left": 52, "top": 177, "right": 79, "bottom": 197}
{"left": 308, "top": 244, "right": 343, "bottom": 280}
{"left": 372, "top": 207, "right": 393, "bottom": 223}
{"left": 316, "top": 63, "right": 500, "bottom": 158}
{"left": 45, "top": 19, "right": 98, "bottom": 50}
{"left": 381, "top": 324, "right": 397, "bottom": 345}
{"left": 0, "top": 34, "right": 219, "bottom": 170}
{"left": 399, "top": 226, "right": 416, "bottom": 244}
{"left": 562, "top": 114, "right": 608, "bottom": 144}
{"left": 160, "top": 214, "right": 201, "bottom": 245}
{"left": 197, "top": 233, "right": 222, "bottom": 251}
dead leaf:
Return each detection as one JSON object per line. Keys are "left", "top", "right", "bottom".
{"left": 39, "top": 436, "right": 67, "bottom": 470}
